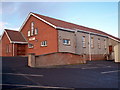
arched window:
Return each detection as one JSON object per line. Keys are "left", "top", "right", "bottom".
{"left": 31, "top": 22, "right": 34, "bottom": 36}
{"left": 35, "top": 28, "right": 38, "bottom": 35}
{"left": 91, "top": 37, "right": 94, "bottom": 48}
{"left": 98, "top": 38, "right": 101, "bottom": 49}
{"left": 82, "top": 36, "right": 86, "bottom": 48}
{"left": 28, "top": 30, "right": 30, "bottom": 37}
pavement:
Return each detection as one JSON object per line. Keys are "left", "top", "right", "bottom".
{"left": 1, "top": 57, "right": 120, "bottom": 90}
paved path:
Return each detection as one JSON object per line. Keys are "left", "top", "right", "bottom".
{"left": 1, "top": 57, "right": 120, "bottom": 89}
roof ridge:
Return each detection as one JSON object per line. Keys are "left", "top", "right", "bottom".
{"left": 32, "top": 13, "right": 106, "bottom": 33}
{"left": 32, "top": 12, "right": 120, "bottom": 41}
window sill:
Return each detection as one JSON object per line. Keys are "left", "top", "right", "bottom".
{"left": 63, "top": 44, "right": 71, "bottom": 46}
{"left": 28, "top": 47, "right": 34, "bottom": 49}
{"left": 41, "top": 45, "right": 47, "bottom": 47}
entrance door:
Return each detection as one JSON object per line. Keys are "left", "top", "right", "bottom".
{"left": 108, "top": 45, "right": 114, "bottom": 60}
{"left": 17, "top": 44, "right": 26, "bottom": 56}
{"left": 109, "top": 45, "right": 113, "bottom": 54}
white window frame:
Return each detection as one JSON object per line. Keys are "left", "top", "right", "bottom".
{"left": 63, "top": 39, "right": 70, "bottom": 45}
{"left": 82, "top": 36, "right": 86, "bottom": 48}
{"left": 9, "top": 44, "right": 11, "bottom": 53}
{"left": 28, "top": 43, "right": 34, "bottom": 48}
{"left": 28, "top": 30, "right": 30, "bottom": 37}
{"left": 98, "top": 38, "right": 101, "bottom": 49}
{"left": 6, "top": 44, "right": 11, "bottom": 53}
{"left": 41, "top": 41, "right": 47, "bottom": 47}
{"left": 91, "top": 37, "right": 94, "bottom": 48}
{"left": 104, "top": 39, "right": 107, "bottom": 49}
{"left": 31, "top": 22, "right": 34, "bottom": 36}
{"left": 35, "top": 28, "right": 38, "bottom": 35}
{"left": 6, "top": 45, "right": 9, "bottom": 53}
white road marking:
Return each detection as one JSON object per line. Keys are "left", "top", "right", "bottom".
{"left": 101, "top": 70, "right": 120, "bottom": 74}
{"left": 0, "top": 84, "right": 74, "bottom": 90}
{"left": 81, "top": 66, "right": 111, "bottom": 69}
{"left": 0, "top": 73, "right": 43, "bottom": 77}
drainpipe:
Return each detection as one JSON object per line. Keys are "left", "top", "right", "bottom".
{"left": 89, "top": 33, "right": 92, "bottom": 61}
{"left": 74, "top": 30, "right": 78, "bottom": 53}
{"left": 13, "top": 43, "right": 14, "bottom": 56}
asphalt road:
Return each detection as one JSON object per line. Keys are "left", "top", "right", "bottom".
{"left": 1, "top": 57, "right": 120, "bottom": 90}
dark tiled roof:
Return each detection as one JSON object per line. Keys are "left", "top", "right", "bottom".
{"left": 5, "top": 29, "right": 27, "bottom": 42}
{"left": 33, "top": 13, "right": 120, "bottom": 41}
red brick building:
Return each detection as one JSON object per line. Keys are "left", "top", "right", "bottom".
{"left": 0, "top": 12, "right": 120, "bottom": 61}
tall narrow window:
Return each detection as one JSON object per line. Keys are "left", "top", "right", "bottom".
{"left": 9, "top": 44, "right": 11, "bottom": 53}
{"left": 82, "top": 36, "right": 86, "bottom": 48}
{"left": 31, "top": 22, "right": 34, "bottom": 36}
{"left": 28, "top": 30, "right": 30, "bottom": 37}
{"left": 41, "top": 41, "right": 47, "bottom": 47}
{"left": 6, "top": 45, "right": 9, "bottom": 53}
{"left": 6, "top": 44, "right": 11, "bottom": 53}
{"left": 98, "top": 38, "right": 101, "bottom": 49}
{"left": 63, "top": 39, "right": 70, "bottom": 45}
{"left": 35, "top": 28, "right": 38, "bottom": 35}
{"left": 104, "top": 39, "right": 107, "bottom": 49}
{"left": 91, "top": 37, "right": 94, "bottom": 48}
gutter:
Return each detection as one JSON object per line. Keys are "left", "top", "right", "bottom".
{"left": 11, "top": 41, "right": 28, "bottom": 44}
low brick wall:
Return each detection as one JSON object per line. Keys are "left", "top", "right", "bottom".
{"left": 28, "top": 52, "right": 107, "bottom": 67}
{"left": 91, "top": 54, "right": 107, "bottom": 60}
{"left": 28, "top": 52, "right": 86, "bottom": 67}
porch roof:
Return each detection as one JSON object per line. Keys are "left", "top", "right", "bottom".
{"left": 5, "top": 29, "right": 27, "bottom": 44}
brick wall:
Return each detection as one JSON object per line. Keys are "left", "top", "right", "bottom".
{"left": 21, "top": 15, "right": 58, "bottom": 55}
{"left": 28, "top": 52, "right": 86, "bottom": 67}
{"left": 28, "top": 52, "right": 107, "bottom": 67}
{"left": 1, "top": 32, "right": 13, "bottom": 56}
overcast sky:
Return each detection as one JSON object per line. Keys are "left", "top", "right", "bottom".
{"left": 0, "top": 2, "right": 118, "bottom": 37}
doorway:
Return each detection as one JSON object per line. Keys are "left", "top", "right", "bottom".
{"left": 17, "top": 44, "right": 26, "bottom": 56}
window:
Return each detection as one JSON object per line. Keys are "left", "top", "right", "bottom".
{"left": 28, "top": 43, "right": 34, "bottom": 48}
{"left": 104, "top": 39, "right": 107, "bottom": 49}
{"left": 6, "top": 44, "right": 11, "bottom": 53}
{"left": 82, "top": 36, "right": 86, "bottom": 48}
{"left": 98, "top": 38, "right": 101, "bottom": 49}
{"left": 35, "top": 28, "right": 38, "bottom": 35}
{"left": 9, "top": 44, "right": 11, "bottom": 52}
{"left": 41, "top": 41, "right": 47, "bottom": 46}
{"left": 28, "top": 30, "right": 30, "bottom": 37}
{"left": 63, "top": 39, "right": 70, "bottom": 45}
{"left": 91, "top": 37, "right": 94, "bottom": 48}
{"left": 6, "top": 45, "right": 9, "bottom": 53}
{"left": 31, "top": 22, "right": 34, "bottom": 36}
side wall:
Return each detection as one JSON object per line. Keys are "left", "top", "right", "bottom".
{"left": 58, "top": 30, "right": 76, "bottom": 53}
{"left": 108, "top": 38, "right": 119, "bottom": 60}
{"left": 58, "top": 30, "right": 108, "bottom": 60}
{"left": 1, "top": 33, "right": 13, "bottom": 56}
{"left": 21, "top": 15, "right": 58, "bottom": 55}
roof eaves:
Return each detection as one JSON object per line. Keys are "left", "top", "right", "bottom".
{"left": 19, "top": 12, "right": 32, "bottom": 32}
{"left": 20, "top": 32, "right": 28, "bottom": 42}
{"left": 19, "top": 12, "right": 57, "bottom": 32}
{"left": 11, "top": 41, "right": 28, "bottom": 44}
{"left": 0, "top": 31, "right": 4, "bottom": 40}
{"left": 4, "top": 30, "right": 12, "bottom": 43}
{"left": 56, "top": 27, "right": 75, "bottom": 32}
{"left": 56, "top": 27, "right": 108, "bottom": 38}
{"left": 31, "top": 13, "right": 57, "bottom": 28}
{"left": 108, "top": 36, "right": 120, "bottom": 43}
